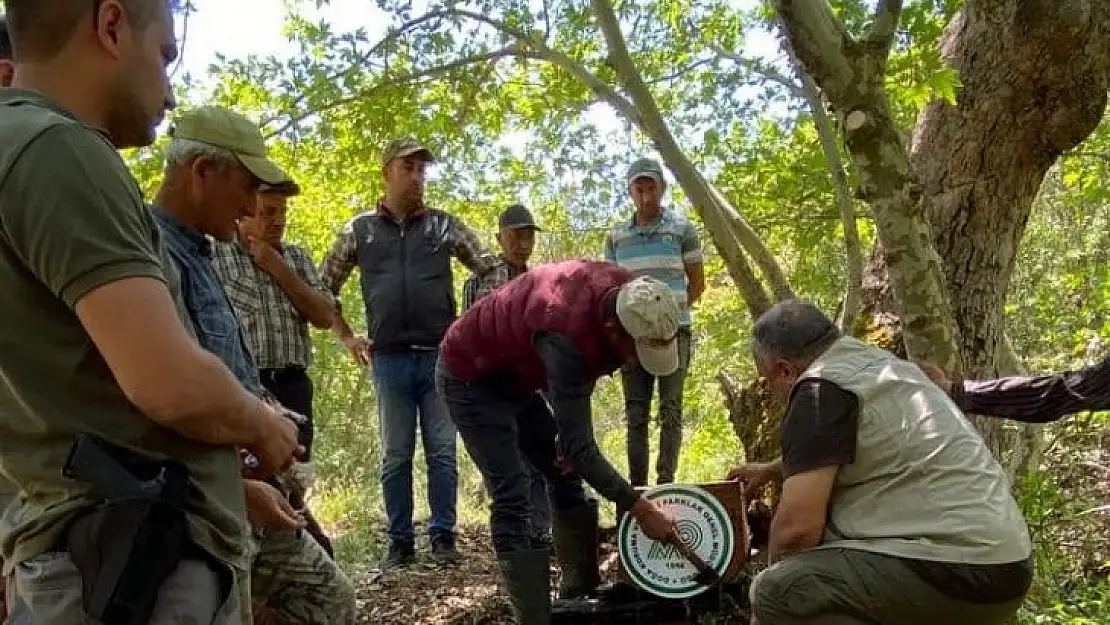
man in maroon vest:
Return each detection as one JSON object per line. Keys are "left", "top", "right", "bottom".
{"left": 438, "top": 259, "right": 680, "bottom": 624}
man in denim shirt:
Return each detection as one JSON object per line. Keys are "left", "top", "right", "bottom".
{"left": 151, "top": 106, "right": 355, "bottom": 625}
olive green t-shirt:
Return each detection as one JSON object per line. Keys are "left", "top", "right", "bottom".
{"left": 0, "top": 89, "right": 249, "bottom": 574}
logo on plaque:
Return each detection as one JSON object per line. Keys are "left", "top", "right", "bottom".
{"left": 618, "top": 484, "right": 734, "bottom": 599}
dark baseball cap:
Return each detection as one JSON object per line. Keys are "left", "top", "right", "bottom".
{"left": 382, "top": 137, "right": 436, "bottom": 167}
{"left": 499, "top": 204, "right": 542, "bottom": 231}
{"left": 260, "top": 177, "right": 302, "bottom": 197}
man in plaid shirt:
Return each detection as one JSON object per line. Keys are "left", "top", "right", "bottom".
{"left": 461, "top": 204, "right": 553, "bottom": 550}
{"left": 212, "top": 176, "right": 338, "bottom": 557}
{"left": 320, "top": 137, "right": 506, "bottom": 569}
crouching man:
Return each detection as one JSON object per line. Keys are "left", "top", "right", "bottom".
{"left": 729, "top": 300, "right": 1034, "bottom": 625}
{"left": 151, "top": 106, "right": 355, "bottom": 624}
{"left": 437, "top": 260, "right": 679, "bottom": 625}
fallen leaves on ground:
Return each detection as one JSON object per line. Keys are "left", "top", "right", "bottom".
{"left": 351, "top": 527, "right": 515, "bottom": 625}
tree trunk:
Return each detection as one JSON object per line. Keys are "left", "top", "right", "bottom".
{"left": 863, "top": 1, "right": 1110, "bottom": 464}
{"left": 774, "top": 0, "right": 964, "bottom": 373}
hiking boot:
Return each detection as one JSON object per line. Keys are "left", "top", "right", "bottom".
{"left": 497, "top": 548, "right": 552, "bottom": 625}
{"left": 381, "top": 540, "right": 415, "bottom": 570}
{"left": 551, "top": 501, "right": 601, "bottom": 599}
{"left": 430, "top": 534, "right": 461, "bottom": 564}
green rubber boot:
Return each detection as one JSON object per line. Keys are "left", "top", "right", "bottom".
{"left": 497, "top": 548, "right": 552, "bottom": 625}
{"left": 552, "top": 500, "right": 602, "bottom": 599}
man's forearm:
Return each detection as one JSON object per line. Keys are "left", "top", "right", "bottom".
{"left": 767, "top": 513, "right": 821, "bottom": 564}
{"left": 330, "top": 312, "right": 357, "bottom": 340}
{"left": 954, "top": 356, "right": 1110, "bottom": 423}
{"left": 146, "top": 348, "right": 268, "bottom": 447}
{"left": 550, "top": 388, "right": 640, "bottom": 511}
{"left": 268, "top": 262, "right": 335, "bottom": 328}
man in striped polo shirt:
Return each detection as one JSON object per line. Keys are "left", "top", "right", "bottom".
{"left": 604, "top": 157, "right": 705, "bottom": 486}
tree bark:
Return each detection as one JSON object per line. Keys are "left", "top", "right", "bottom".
{"left": 863, "top": 0, "right": 1110, "bottom": 463}
{"left": 912, "top": 1, "right": 1110, "bottom": 375}
{"left": 775, "top": 0, "right": 962, "bottom": 371}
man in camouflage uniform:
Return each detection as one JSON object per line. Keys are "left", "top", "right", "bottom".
{"left": 150, "top": 105, "right": 355, "bottom": 624}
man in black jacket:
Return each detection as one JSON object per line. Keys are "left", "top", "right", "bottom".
{"left": 321, "top": 137, "right": 506, "bottom": 568}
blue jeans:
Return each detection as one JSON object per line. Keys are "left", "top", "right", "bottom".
{"left": 371, "top": 350, "right": 457, "bottom": 545}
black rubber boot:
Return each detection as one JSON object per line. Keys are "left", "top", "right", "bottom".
{"left": 497, "top": 548, "right": 552, "bottom": 625}
{"left": 551, "top": 501, "right": 601, "bottom": 599}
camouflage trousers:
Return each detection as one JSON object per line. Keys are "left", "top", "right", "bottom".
{"left": 246, "top": 527, "right": 356, "bottom": 625}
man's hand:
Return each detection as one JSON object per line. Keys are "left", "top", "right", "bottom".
{"left": 916, "top": 361, "right": 953, "bottom": 394}
{"left": 631, "top": 497, "right": 677, "bottom": 541}
{"left": 245, "top": 403, "right": 302, "bottom": 478}
{"left": 726, "top": 460, "right": 781, "bottom": 497}
{"left": 244, "top": 235, "right": 285, "bottom": 277}
{"left": 341, "top": 334, "right": 372, "bottom": 366}
{"left": 243, "top": 479, "right": 305, "bottom": 531}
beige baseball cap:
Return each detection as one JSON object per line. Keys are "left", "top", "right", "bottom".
{"left": 169, "top": 106, "right": 289, "bottom": 185}
{"left": 616, "top": 276, "right": 681, "bottom": 376}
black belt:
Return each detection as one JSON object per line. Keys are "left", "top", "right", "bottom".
{"left": 259, "top": 365, "right": 306, "bottom": 380}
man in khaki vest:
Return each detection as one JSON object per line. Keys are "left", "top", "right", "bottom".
{"left": 728, "top": 300, "right": 1033, "bottom": 625}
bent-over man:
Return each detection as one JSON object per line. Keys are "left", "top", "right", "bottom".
{"left": 321, "top": 137, "right": 506, "bottom": 568}
{"left": 1, "top": 2, "right": 298, "bottom": 623}
{"left": 438, "top": 260, "right": 680, "bottom": 624}
{"left": 151, "top": 106, "right": 356, "bottom": 625}
{"left": 729, "top": 300, "right": 1033, "bottom": 625}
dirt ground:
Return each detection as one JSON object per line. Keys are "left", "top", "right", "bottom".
{"left": 349, "top": 525, "right": 753, "bottom": 625}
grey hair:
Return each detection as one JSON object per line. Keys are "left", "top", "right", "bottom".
{"left": 752, "top": 299, "right": 840, "bottom": 363}
{"left": 163, "top": 138, "right": 239, "bottom": 172}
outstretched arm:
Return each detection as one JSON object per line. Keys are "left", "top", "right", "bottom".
{"left": 919, "top": 358, "right": 1110, "bottom": 423}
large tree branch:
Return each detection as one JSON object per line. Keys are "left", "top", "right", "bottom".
{"left": 867, "top": 0, "right": 903, "bottom": 59}
{"left": 801, "top": 71, "right": 863, "bottom": 332}
{"left": 773, "top": 0, "right": 857, "bottom": 103}
{"left": 776, "top": 1, "right": 960, "bottom": 370}
{"left": 591, "top": 0, "right": 795, "bottom": 306}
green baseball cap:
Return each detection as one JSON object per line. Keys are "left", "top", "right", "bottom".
{"left": 382, "top": 137, "right": 436, "bottom": 167}
{"left": 168, "top": 106, "right": 288, "bottom": 185}
{"left": 627, "top": 157, "right": 665, "bottom": 185}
